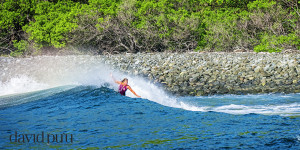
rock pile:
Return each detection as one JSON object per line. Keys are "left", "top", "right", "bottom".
{"left": 102, "top": 52, "right": 300, "bottom": 96}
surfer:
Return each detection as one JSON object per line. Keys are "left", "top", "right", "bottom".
{"left": 110, "top": 73, "right": 141, "bottom": 98}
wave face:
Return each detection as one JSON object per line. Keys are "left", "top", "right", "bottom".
{"left": 0, "top": 55, "right": 300, "bottom": 149}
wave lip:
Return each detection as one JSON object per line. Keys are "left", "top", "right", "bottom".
{"left": 0, "top": 75, "right": 50, "bottom": 96}
{"left": 0, "top": 85, "right": 76, "bottom": 108}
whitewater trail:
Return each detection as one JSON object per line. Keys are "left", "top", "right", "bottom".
{"left": 0, "top": 56, "right": 299, "bottom": 116}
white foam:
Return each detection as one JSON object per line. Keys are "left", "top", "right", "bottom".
{"left": 210, "top": 103, "right": 300, "bottom": 115}
{"left": 179, "top": 101, "right": 209, "bottom": 112}
{"left": 0, "top": 75, "right": 49, "bottom": 96}
{"left": 0, "top": 56, "right": 115, "bottom": 96}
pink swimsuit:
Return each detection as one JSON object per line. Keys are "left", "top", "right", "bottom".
{"left": 118, "top": 84, "right": 127, "bottom": 96}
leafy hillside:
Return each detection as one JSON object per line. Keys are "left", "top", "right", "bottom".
{"left": 0, "top": 0, "right": 299, "bottom": 56}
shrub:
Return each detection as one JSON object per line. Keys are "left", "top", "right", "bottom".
{"left": 11, "top": 40, "right": 28, "bottom": 57}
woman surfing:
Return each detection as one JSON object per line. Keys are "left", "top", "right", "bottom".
{"left": 110, "top": 73, "right": 141, "bottom": 98}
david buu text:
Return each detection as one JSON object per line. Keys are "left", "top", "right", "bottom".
{"left": 9, "top": 131, "right": 73, "bottom": 143}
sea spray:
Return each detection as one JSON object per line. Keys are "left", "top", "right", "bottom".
{"left": 0, "top": 56, "right": 184, "bottom": 110}
{"left": 0, "top": 75, "right": 49, "bottom": 96}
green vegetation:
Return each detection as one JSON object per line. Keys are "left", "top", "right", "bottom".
{"left": 1, "top": 0, "right": 299, "bottom": 56}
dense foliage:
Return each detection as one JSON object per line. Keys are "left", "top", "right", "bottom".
{"left": 0, "top": 0, "right": 299, "bottom": 56}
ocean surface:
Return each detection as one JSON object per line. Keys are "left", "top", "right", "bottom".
{"left": 0, "top": 56, "right": 300, "bottom": 149}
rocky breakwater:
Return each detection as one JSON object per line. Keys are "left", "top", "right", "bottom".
{"left": 102, "top": 52, "right": 300, "bottom": 96}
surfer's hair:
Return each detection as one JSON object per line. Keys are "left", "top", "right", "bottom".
{"left": 122, "top": 78, "right": 128, "bottom": 83}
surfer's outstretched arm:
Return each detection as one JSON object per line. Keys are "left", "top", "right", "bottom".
{"left": 110, "top": 73, "right": 121, "bottom": 84}
{"left": 127, "top": 86, "right": 141, "bottom": 98}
